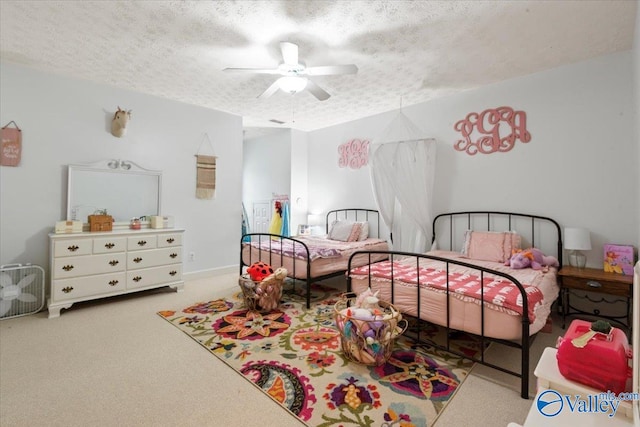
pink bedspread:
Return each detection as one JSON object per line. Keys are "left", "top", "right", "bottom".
{"left": 246, "top": 236, "right": 386, "bottom": 261}
{"left": 350, "top": 260, "right": 543, "bottom": 322}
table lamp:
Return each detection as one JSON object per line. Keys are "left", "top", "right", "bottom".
{"left": 564, "top": 227, "right": 591, "bottom": 268}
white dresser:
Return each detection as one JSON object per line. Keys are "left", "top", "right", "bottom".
{"left": 48, "top": 228, "right": 185, "bottom": 318}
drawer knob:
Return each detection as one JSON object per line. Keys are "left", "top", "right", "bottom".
{"left": 133, "top": 276, "right": 142, "bottom": 282}
{"left": 170, "top": 253, "right": 177, "bottom": 259}
{"left": 105, "top": 243, "right": 115, "bottom": 249}
{"left": 133, "top": 257, "right": 143, "bottom": 263}
{"left": 169, "top": 270, "right": 177, "bottom": 276}
{"left": 109, "top": 260, "right": 119, "bottom": 266}
{"left": 62, "top": 286, "right": 74, "bottom": 293}
{"left": 67, "top": 245, "right": 79, "bottom": 252}
{"left": 138, "top": 240, "right": 147, "bottom": 246}
{"left": 62, "top": 265, "right": 74, "bottom": 271}
{"left": 167, "top": 238, "right": 175, "bottom": 244}
{"left": 586, "top": 280, "right": 602, "bottom": 288}
{"left": 108, "top": 280, "right": 119, "bottom": 286}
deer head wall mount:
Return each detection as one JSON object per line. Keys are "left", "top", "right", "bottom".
{"left": 111, "top": 107, "right": 132, "bottom": 138}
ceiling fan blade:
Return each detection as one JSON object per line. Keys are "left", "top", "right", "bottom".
{"left": 257, "top": 81, "right": 280, "bottom": 99}
{"left": 280, "top": 42, "right": 299, "bottom": 66}
{"left": 223, "top": 67, "right": 281, "bottom": 75}
{"left": 305, "top": 80, "right": 330, "bottom": 101}
{"left": 305, "top": 64, "right": 358, "bottom": 76}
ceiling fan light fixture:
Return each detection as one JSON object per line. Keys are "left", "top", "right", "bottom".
{"left": 277, "top": 76, "right": 308, "bottom": 94}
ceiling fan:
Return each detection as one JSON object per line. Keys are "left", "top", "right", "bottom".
{"left": 223, "top": 42, "right": 358, "bottom": 101}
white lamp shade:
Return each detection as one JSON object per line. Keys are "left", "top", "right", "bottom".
{"left": 277, "top": 76, "right": 307, "bottom": 93}
{"left": 564, "top": 227, "right": 592, "bottom": 250}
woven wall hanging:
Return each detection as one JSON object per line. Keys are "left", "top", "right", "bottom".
{"left": 195, "top": 133, "right": 217, "bottom": 199}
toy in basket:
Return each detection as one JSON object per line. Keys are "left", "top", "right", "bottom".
{"left": 334, "top": 289, "right": 407, "bottom": 366}
{"left": 239, "top": 262, "right": 286, "bottom": 311}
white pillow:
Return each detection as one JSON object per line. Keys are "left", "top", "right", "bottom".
{"left": 329, "top": 220, "right": 370, "bottom": 242}
{"left": 328, "top": 220, "right": 355, "bottom": 241}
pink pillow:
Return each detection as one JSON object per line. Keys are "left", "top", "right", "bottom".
{"left": 504, "top": 232, "right": 521, "bottom": 258}
{"left": 347, "top": 223, "right": 363, "bottom": 242}
{"left": 462, "top": 231, "right": 521, "bottom": 263}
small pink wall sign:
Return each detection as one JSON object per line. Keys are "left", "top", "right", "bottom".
{"left": 338, "top": 138, "right": 369, "bottom": 169}
{"left": 453, "top": 106, "right": 531, "bottom": 155}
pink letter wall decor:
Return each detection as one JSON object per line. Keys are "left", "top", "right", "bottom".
{"left": 338, "top": 138, "right": 369, "bottom": 169}
{"left": 453, "top": 106, "right": 530, "bottom": 155}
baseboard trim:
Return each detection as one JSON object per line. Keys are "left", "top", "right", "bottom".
{"left": 183, "top": 265, "right": 237, "bottom": 280}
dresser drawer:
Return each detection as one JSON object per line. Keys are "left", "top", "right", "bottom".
{"left": 561, "top": 276, "right": 631, "bottom": 297}
{"left": 127, "top": 235, "right": 158, "bottom": 251}
{"left": 127, "top": 264, "right": 182, "bottom": 289}
{"left": 93, "top": 237, "right": 127, "bottom": 254}
{"left": 53, "top": 253, "right": 126, "bottom": 279}
{"left": 52, "top": 272, "right": 127, "bottom": 301}
{"left": 127, "top": 247, "right": 182, "bottom": 270}
{"left": 157, "top": 233, "right": 182, "bottom": 248}
{"left": 54, "top": 239, "right": 92, "bottom": 257}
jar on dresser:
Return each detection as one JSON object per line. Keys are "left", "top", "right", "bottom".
{"left": 48, "top": 228, "right": 184, "bottom": 318}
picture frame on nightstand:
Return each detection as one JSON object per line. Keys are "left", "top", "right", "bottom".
{"left": 298, "top": 224, "right": 311, "bottom": 236}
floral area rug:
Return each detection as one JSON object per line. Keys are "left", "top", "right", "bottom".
{"left": 157, "top": 283, "right": 481, "bottom": 427}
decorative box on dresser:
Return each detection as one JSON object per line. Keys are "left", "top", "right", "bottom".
{"left": 48, "top": 228, "right": 184, "bottom": 318}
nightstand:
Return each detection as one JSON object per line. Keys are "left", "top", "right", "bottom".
{"left": 558, "top": 266, "right": 633, "bottom": 334}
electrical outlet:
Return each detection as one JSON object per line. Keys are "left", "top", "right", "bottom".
{"left": 188, "top": 252, "right": 195, "bottom": 262}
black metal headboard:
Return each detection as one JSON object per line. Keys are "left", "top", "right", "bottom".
{"left": 432, "top": 211, "right": 563, "bottom": 266}
{"left": 325, "top": 209, "right": 381, "bottom": 238}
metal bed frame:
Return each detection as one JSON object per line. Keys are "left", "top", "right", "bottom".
{"left": 346, "top": 211, "right": 562, "bottom": 399}
{"left": 240, "top": 208, "right": 382, "bottom": 308}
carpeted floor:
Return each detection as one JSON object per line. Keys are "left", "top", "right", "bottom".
{"left": 0, "top": 272, "right": 562, "bottom": 426}
{"left": 157, "top": 281, "right": 484, "bottom": 427}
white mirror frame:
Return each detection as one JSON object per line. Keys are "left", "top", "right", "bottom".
{"left": 67, "top": 159, "right": 162, "bottom": 229}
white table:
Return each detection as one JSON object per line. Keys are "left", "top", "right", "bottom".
{"left": 513, "top": 347, "right": 635, "bottom": 426}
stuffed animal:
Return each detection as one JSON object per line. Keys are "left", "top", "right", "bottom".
{"left": 247, "top": 261, "right": 274, "bottom": 282}
{"left": 255, "top": 267, "right": 287, "bottom": 311}
{"left": 505, "top": 248, "right": 559, "bottom": 271}
{"left": 354, "top": 288, "right": 379, "bottom": 308}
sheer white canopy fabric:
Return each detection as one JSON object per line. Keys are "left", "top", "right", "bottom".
{"left": 370, "top": 112, "right": 436, "bottom": 253}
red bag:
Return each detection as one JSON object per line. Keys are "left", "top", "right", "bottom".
{"left": 556, "top": 319, "right": 632, "bottom": 394}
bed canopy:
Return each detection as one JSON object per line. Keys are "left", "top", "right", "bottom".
{"left": 369, "top": 111, "right": 436, "bottom": 253}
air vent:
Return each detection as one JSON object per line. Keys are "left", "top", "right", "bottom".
{"left": 269, "top": 119, "right": 285, "bottom": 124}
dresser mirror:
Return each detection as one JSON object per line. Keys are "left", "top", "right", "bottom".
{"left": 67, "top": 159, "right": 162, "bottom": 227}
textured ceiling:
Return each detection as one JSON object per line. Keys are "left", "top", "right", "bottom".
{"left": 0, "top": 1, "right": 636, "bottom": 133}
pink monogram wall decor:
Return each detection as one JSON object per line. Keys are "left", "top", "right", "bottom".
{"left": 338, "top": 138, "right": 369, "bottom": 169}
{"left": 453, "top": 106, "right": 531, "bottom": 155}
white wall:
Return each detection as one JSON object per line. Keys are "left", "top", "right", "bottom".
{"left": 289, "top": 129, "right": 308, "bottom": 235}
{"left": 307, "top": 51, "right": 638, "bottom": 268}
{"left": 0, "top": 62, "right": 243, "bottom": 275}
{"left": 635, "top": 5, "right": 640, "bottom": 247}
{"left": 242, "top": 129, "right": 291, "bottom": 232}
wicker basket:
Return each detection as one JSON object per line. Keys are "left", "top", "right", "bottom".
{"left": 238, "top": 274, "right": 283, "bottom": 311}
{"left": 334, "top": 296, "right": 407, "bottom": 366}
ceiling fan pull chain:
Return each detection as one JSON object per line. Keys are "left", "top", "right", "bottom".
{"left": 291, "top": 97, "right": 296, "bottom": 124}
